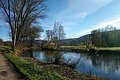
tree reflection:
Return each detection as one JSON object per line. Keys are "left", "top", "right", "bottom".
{"left": 91, "top": 54, "right": 120, "bottom": 72}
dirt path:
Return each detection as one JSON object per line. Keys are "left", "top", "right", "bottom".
{"left": 0, "top": 53, "right": 25, "bottom": 80}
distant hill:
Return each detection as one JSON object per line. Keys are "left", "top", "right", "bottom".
{"left": 34, "top": 34, "right": 90, "bottom": 46}
{"left": 60, "top": 34, "right": 90, "bottom": 46}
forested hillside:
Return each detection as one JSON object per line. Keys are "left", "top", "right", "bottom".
{"left": 61, "top": 26, "right": 120, "bottom": 47}
{"left": 91, "top": 26, "right": 120, "bottom": 47}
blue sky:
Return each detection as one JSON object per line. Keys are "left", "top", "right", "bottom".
{"left": 0, "top": 0, "right": 120, "bottom": 41}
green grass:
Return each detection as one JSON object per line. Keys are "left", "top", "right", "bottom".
{"left": 60, "top": 46, "right": 87, "bottom": 50}
{"left": 95, "top": 47, "right": 120, "bottom": 51}
{"left": 0, "top": 46, "right": 11, "bottom": 52}
{"left": 61, "top": 46, "right": 120, "bottom": 51}
{"left": 5, "top": 53, "right": 69, "bottom": 80}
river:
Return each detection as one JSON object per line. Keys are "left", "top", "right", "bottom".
{"left": 23, "top": 50, "right": 120, "bottom": 80}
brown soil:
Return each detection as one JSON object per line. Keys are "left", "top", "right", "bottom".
{"left": 0, "top": 53, "right": 25, "bottom": 80}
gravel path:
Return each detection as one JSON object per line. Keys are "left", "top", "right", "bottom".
{"left": 0, "top": 53, "right": 25, "bottom": 80}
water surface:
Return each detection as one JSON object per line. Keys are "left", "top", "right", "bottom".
{"left": 24, "top": 50, "right": 120, "bottom": 80}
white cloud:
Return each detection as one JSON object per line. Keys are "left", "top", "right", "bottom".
{"left": 55, "top": 0, "right": 113, "bottom": 27}
{"left": 73, "top": 17, "right": 120, "bottom": 38}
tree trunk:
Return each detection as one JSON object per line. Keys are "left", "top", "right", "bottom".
{"left": 12, "top": 29, "right": 17, "bottom": 52}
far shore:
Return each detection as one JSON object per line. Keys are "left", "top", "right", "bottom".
{"left": 41, "top": 46, "right": 120, "bottom": 54}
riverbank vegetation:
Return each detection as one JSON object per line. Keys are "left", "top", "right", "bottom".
{"left": 4, "top": 51, "right": 104, "bottom": 80}
{"left": 60, "top": 46, "right": 120, "bottom": 51}
{"left": 5, "top": 53, "right": 68, "bottom": 80}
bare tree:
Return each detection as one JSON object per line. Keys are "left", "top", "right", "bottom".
{"left": 53, "top": 22, "right": 65, "bottom": 48}
{"left": 53, "top": 21, "right": 65, "bottom": 41}
{"left": 0, "top": 0, "right": 46, "bottom": 51}
{"left": 45, "top": 21, "right": 65, "bottom": 48}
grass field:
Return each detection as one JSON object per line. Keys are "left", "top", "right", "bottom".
{"left": 61, "top": 46, "right": 120, "bottom": 51}
{"left": 95, "top": 47, "right": 120, "bottom": 51}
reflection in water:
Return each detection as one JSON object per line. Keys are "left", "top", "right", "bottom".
{"left": 91, "top": 54, "right": 120, "bottom": 73}
{"left": 62, "top": 52, "right": 89, "bottom": 66}
{"left": 33, "top": 50, "right": 54, "bottom": 63}
{"left": 32, "top": 50, "right": 63, "bottom": 63}
{"left": 90, "top": 54, "right": 120, "bottom": 79}
{"left": 24, "top": 50, "right": 120, "bottom": 80}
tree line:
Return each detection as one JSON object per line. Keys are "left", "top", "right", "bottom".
{"left": 90, "top": 25, "right": 120, "bottom": 47}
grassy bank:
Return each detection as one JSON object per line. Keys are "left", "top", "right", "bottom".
{"left": 60, "top": 46, "right": 120, "bottom": 52}
{"left": 5, "top": 53, "right": 68, "bottom": 80}
{"left": 42, "top": 46, "right": 88, "bottom": 52}
{"left": 4, "top": 53, "right": 104, "bottom": 80}
{"left": 95, "top": 47, "right": 120, "bottom": 51}
{"left": 60, "top": 46, "right": 87, "bottom": 50}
